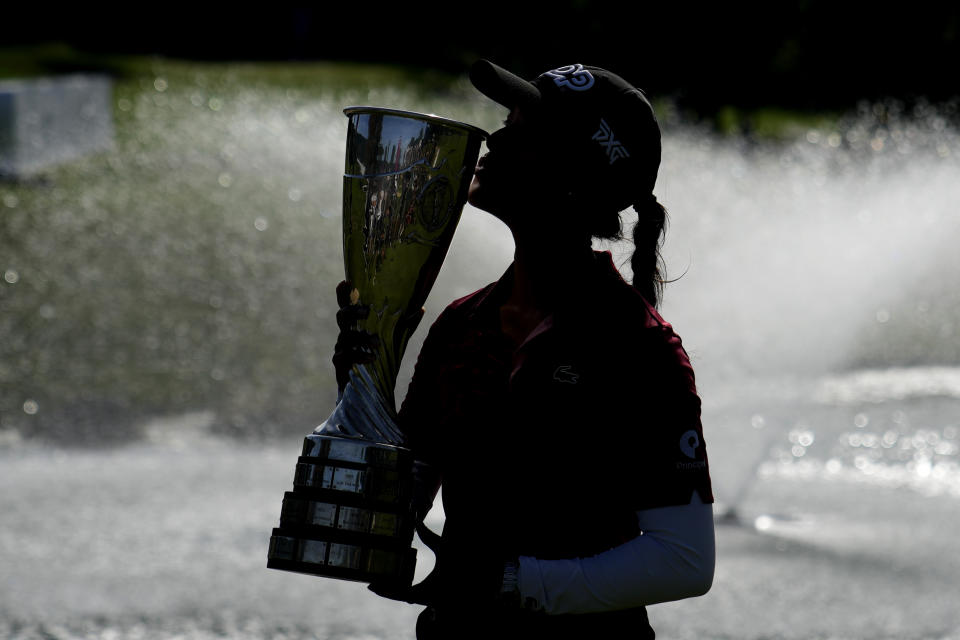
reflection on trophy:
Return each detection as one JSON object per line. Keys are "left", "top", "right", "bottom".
{"left": 267, "top": 107, "right": 486, "bottom": 585}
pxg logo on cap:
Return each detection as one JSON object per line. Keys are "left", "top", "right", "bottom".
{"left": 593, "top": 119, "right": 630, "bottom": 165}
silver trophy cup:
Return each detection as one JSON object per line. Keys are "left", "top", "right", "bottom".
{"left": 267, "top": 107, "right": 486, "bottom": 585}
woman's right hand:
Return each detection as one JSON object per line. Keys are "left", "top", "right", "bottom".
{"left": 332, "top": 280, "right": 379, "bottom": 393}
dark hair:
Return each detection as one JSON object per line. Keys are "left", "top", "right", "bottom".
{"left": 589, "top": 195, "right": 667, "bottom": 308}
{"left": 630, "top": 196, "right": 667, "bottom": 308}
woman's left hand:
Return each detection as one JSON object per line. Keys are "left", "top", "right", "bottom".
{"left": 368, "top": 521, "right": 505, "bottom": 610}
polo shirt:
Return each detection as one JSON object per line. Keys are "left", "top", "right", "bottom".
{"left": 396, "top": 250, "right": 713, "bottom": 636}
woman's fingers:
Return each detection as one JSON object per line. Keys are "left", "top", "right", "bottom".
{"left": 336, "top": 304, "right": 370, "bottom": 332}
{"left": 333, "top": 330, "right": 380, "bottom": 391}
{"left": 335, "top": 280, "right": 353, "bottom": 308}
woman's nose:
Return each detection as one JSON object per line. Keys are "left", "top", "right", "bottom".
{"left": 486, "top": 122, "right": 530, "bottom": 152}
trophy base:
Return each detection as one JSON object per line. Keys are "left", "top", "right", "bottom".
{"left": 267, "top": 529, "right": 416, "bottom": 585}
{"left": 267, "top": 434, "right": 417, "bottom": 585}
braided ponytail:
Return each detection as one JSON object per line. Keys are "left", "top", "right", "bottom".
{"left": 630, "top": 194, "right": 667, "bottom": 308}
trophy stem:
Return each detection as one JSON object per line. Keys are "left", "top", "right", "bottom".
{"left": 321, "top": 366, "right": 405, "bottom": 444}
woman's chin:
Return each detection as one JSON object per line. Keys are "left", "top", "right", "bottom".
{"left": 467, "top": 184, "right": 493, "bottom": 213}
{"left": 467, "top": 193, "right": 510, "bottom": 225}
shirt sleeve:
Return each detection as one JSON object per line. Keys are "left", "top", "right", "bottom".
{"left": 627, "top": 326, "right": 714, "bottom": 510}
{"left": 516, "top": 492, "right": 715, "bottom": 615}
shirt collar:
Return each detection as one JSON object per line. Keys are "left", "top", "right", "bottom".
{"left": 460, "top": 249, "right": 663, "bottom": 331}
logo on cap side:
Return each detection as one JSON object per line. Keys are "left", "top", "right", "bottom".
{"left": 592, "top": 119, "right": 630, "bottom": 165}
{"left": 541, "top": 64, "right": 595, "bottom": 92}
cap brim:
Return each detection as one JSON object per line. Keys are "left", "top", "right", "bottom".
{"left": 469, "top": 60, "right": 541, "bottom": 111}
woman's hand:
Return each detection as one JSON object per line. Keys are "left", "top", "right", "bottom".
{"left": 367, "top": 520, "right": 443, "bottom": 605}
{"left": 368, "top": 521, "right": 507, "bottom": 610}
{"left": 332, "top": 280, "right": 379, "bottom": 393}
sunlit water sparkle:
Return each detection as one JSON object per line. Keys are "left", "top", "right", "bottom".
{"left": 2, "top": 69, "right": 960, "bottom": 639}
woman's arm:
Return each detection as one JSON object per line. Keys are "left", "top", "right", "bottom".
{"left": 516, "top": 492, "right": 715, "bottom": 615}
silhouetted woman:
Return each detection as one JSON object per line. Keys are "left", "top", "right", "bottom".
{"left": 337, "top": 60, "right": 715, "bottom": 640}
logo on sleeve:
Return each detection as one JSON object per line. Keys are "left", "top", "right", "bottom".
{"left": 676, "top": 430, "right": 707, "bottom": 471}
{"left": 679, "top": 430, "right": 700, "bottom": 458}
{"left": 541, "top": 64, "right": 595, "bottom": 92}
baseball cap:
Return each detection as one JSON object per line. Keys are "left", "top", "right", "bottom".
{"left": 470, "top": 59, "right": 661, "bottom": 212}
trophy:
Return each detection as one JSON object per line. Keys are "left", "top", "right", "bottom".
{"left": 267, "top": 107, "right": 487, "bottom": 585}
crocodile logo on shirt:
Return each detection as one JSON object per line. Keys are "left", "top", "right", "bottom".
{"left": 553, "top": 365, "right": 579, "bottom": 384}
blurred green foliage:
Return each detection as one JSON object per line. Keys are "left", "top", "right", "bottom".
{"left": 714, "top": 106, "right": 840, "bottom": 140}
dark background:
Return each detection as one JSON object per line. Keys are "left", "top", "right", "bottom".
{"left": 5, "top": 1, "right": 959, "bottom": 114}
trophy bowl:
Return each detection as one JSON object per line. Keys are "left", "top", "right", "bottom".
{"left": 268, "top": 107, "right": 487, "bottom": 585}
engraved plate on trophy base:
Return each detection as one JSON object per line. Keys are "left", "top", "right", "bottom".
{"left": 268, "top": 436, "right": 417, "bottom": 584}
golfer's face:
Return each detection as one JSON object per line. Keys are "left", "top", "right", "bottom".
{"left": 468, "top": 107, "right": 552, "bottom": 224}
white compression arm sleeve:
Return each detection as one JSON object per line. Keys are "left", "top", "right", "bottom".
{"left": 517, "top": 492, "right": 715, "bottom": 615}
